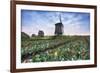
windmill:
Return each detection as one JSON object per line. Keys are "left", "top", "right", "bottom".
{"left": 55, "top": 13, "right": 64, "bottom": 36}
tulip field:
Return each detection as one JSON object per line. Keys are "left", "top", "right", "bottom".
{"left": 21, "top": 36, "right": 90, "bottom": 63}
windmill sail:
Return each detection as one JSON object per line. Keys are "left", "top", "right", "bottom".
{"left": 59, "top": 13, "right": 62, "bottom": 23}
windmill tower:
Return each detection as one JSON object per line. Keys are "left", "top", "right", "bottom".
{"left": 55, "top": 13, "right": 64, "bottom": 36}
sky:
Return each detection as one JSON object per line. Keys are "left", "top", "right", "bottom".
{"left": 21, "top": 9, "right": 90, "bottom": 36}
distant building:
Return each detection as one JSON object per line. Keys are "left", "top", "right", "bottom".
{"left": 55, "top": 14, "right": 64, "bottom": 36}
{"left": 38, "top": 30, "right": 44, "bottom": 37}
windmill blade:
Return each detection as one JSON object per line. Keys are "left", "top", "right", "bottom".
{"left": 59, "top": 13, "right": 62, "bottom": 23}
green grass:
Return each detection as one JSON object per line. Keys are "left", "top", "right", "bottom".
{"left": 21, "top": 36, "right": 90, "bottom": 63}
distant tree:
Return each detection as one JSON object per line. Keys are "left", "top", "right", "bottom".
{"left": 31, "top": 34, "right": 36, "bottom": 37}
{"left": 38, "top": 30, "right": 44, "bottom": 37}
{"left": 21, "top": 32, "right": 30, "bottom": 41}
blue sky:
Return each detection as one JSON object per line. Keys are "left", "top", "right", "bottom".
{"left": 21, "top": 10, "right": 90, "bottom": 36}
